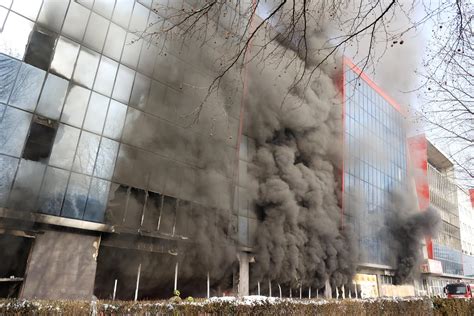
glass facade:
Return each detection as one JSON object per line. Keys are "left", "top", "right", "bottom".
{"left": 343, "top": 61, "right": 407, "bottom": 266}
{"left": 0, "top": 0, "right": 242, "bottom": 245}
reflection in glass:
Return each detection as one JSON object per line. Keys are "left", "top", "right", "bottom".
{"left": 129, "top": 72, "right": 151, "bottom": 109}
{"left": 121, "top": 32, "right": 143, "bottom": 69}
{"left": 112, "top": 0, "right": 134, "bottom": 28}
{"left": 61, "top": 85, "right": 91, "bottom": 127}
{"left": 93, "top": 56, "right": 118, "bottom": 96}
{"left": 24, "top": 30, "right": 56, "bottom": 71}
{"left": 83, "top": 177, "right": 110, "bottom": 222}
{"left": 0, "top": 154, "right": 18, "bottom": 206}
{"left": 83, "top": 92, "right": 109, "bottom": 134}
{"left": 83, "top": 12, "right": 109, "bottom": 52}
{"left": 93, "top": 0, "right": 116, "bottom": 19}
{"left": 61, "top": 1, "right": 90, "bottom": 42}
{"left": 73, "top": 47, "right": 100, "bottom": 89}
{"left": 50, "top": 37, "right": 80, "bottom": 79}
{"left": 94, "top": 137, "right": 119, "bottom": 180}
{"left": 7, "top": 159, "right": 46, "bottom": 211}
{"left": 36, "top": 166, "right": 69, "bottom": 215}
{"left": 49, "top": 124, "right": 80, "bottom": 170}
{"left": 0, "top": 54, "right": 20, "bottom": 103}
{"left": 62, "top": 172, "right": 91, "bottom": 220}
{"left": 102, "top": 22, "right": 126, "bottom": 61}
{"left": 11, "top": 0, "right": 42, "bottom": 21}
{"left": 9, "top": 63, "right": 45, "bottom": 111}
{"left": 137, "top": 42, "right": 158, "bottom": 77}
{"left": 103, "top": 100, "right": 127, "bottom": 140}
{"left": 0, "top": 106, "right": 32, "bottom": 157}
{"left": 129, "top": 3, "right": 149, "bottom": 32}
{"left": 0, "top": 12, "right": 34, "bottom": 59}
{"left": 37, "top": 0, "right": 69, "bottom": 33}
{"left": 72, "top": 131, "right": 100, "bottom": 175}
{"left": 36, "top": 74, "right": 69, "bottom": 120}
{"left": 112, "top": 65, "right": 134, "bottom": 104}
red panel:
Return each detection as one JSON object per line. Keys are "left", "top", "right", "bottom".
{"left": 408, "top": 134, "right": 432, "bottom": 258}
{"left": 470, "top": 189, "right": 474, "bottom": 209}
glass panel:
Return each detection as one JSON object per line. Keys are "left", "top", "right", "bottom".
{"left": 0, "top": 106, "right": 32, "bottom": 157}
{"left": 77, "top": 0, "right": 93, "bottom": 9}
{"left": 93, "top": 0, "right": 115, "bottom": 19}
{"left": 121, "top": 32, "right": 142, "bottom": 69}
{"left": 0, "top": 0, "right": 12, "bottom": 9}
{"left": 129, "top": 72, "right": 150, "bottom": 109}
{"left": 94, "top": 137, "right": 119, "bottom": 180}
{"left": 83, "top": 12, "right": 109, "bottom": 52}
{"left": 7, "top": 159, "right": 46, "bottom": 211}
{"left": 83, "top": 177, "right": 110, "bottom": 222}
{"left": 112, "top": 0, "right": 134, "bottom": 28}
{"left": 102, "top": 22, "right": 126, "bottom": 61}
{"left": 9, "top": 63, "right": 45, "bottom": 111}
{"left": 61, "top": 1, "right": 90, "bottom": 42}
{"left": 49, "top": 124, "right": 80, "bottom": 170}
{"left": 0, "top": 12, "right": 34, "bottom": 59}
{"left": 72, "top": 131, "right": 100, "bottom": 175}
{"left": 0, "top": 7, "right": 7, "bottom": 31}
{"left": 129, "top": 3, "right": 149, "bottom": 32}
{"left": 103, "top": 100, "right": 127, "bottom": 140}
{"left": 22, "top": 119, "right": 57, "bottom": 162}
{"left": 36, "top": 166, "right": 69, "bottom": 215}
{"left": 93, "top": 56, "right": 118, "bottom": 96}
{"left": 62, "top": 172, "right": 91, "bottom": 219}
{"left": 83, "top": 92, "right": 109, "bottom": 134}
{"left": 112, "top": 64, "right": 134, "bottom": 103}
{"left": 238, "top": 216, "right": 248, "bottom": 245}
{"left": 137, "top": 42, "right": 158, "bottom": 77}
{"left": 73, "top": 47, "right": 100, "bottom": 89}
{"left": 36, "top": 74, "right": 69, "bottom": 120}
{"left": 24, "top": 30, "right": 56, "bottom": 71}
{"left": 37, "top": 0, "right": 69, "bottom": 33}
{"left": 50, "top": 36, "right": 80, "bottom": 79}
{"left": 11, "top": 0, "right": 42, "bottom": 20}
{"left": 0, "top": 54, "right": 21, "bottom": 103}
{"left": 61, "top": 85, "right": 91, "bottom": 127}
{"left": 0, "top": 154, "right": 18, "bottom": 206}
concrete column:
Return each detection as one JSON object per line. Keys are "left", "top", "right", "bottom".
{"left": 324, "top": 279, "right": 332, "bottom": 299}
{"left": 20, "top": 230, "right": 100, "bottom": 300}
{"left": 238, "top": 252, "right": 249, "bottom": 296}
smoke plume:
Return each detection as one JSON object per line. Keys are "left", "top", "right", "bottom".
{"left": 384, "top": 189, "right": 441, "bottom": 284}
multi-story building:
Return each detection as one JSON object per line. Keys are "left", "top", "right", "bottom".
{"left": 0, "top": 0, "right": 252, "bottom": 300}
{"left": 459, "top": 188, "right": 474, "bottom": 277}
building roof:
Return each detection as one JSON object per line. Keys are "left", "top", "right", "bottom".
{"left": 427, "top": 139, "right": 454, "bottom": 171}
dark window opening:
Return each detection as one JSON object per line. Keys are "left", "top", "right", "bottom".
{"left": 22, "top": 116, "right": 57, "bottom": 162}
{"left": 24, "top": 30, "right": 56, "bottom": 71}
{"left": 0, "top": 233, "right": 34, "bottom": 298}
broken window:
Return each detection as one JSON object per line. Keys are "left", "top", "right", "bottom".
{"left": 22, "top": 116, "right": 57, "bottom": 162}
{"left": 158, "top": 196, "right": 177, "bottom": 235}
{"left": 123, "top": 187, "right": 145, "bottom": 229}
{"left": 105, "top": 183, "right": 128, "bottom": 225}
{"left": 141, "top": 191, "right": 161, "bottom": 232}
{"left": 0, "top": 233, "right": 33, "bottom": 298}
{"left": 24, "top": 29, "right": 56, "bottom": 71}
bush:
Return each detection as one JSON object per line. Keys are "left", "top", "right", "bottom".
{"left": 0, "top": 297, "right": 472, "bottom": 315}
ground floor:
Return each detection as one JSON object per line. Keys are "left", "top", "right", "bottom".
{"left": 2, "top": 226, "right": 472, "bottom": 300}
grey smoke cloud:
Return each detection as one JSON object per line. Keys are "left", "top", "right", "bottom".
{"left": 384, "top": 188, "right": 441, "bottom": 284}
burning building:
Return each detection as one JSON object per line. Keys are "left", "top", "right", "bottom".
{"left": 0, "top": 0, "right": 440, "bottom": 300}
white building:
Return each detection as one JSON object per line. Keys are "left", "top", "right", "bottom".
{"left": 458, "top": 188, "right": 474, "bottom": 277}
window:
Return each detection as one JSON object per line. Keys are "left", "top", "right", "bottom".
{"left": 24, "top": 30, "right": 56, "bottom": 71}
{"left": 22, "top": 116, "right": 57, "bottom": 162}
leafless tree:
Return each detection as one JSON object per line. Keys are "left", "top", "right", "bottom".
{"left": 144, "top": 0, "right": 472, "bottom": 183}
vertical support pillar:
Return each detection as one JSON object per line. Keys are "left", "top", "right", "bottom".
{"left": 134, "top": 263, "right": 141, "bottom": 301}
{"left": 113, "top": 279, "right": 118, "bottom": 300}
{"left": 257, "top": 282, "right": 260, "bottom": 296}
{"left": 238, "top": 252, "right": 249, "bottom": 296}
{"left": 308, "top": 287, "right": 311, "bottom": 299}
{"left": 324, "top": 280, "right": 332, "bottom": 299}
{"left": 207, "top": 272, "right": 210, "bottom": 298}
{"left": 269, "top": 280, "right": 272, "bottom": 297}
{"left": 174, "top": 261, "right": 179, "bottom": 291}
